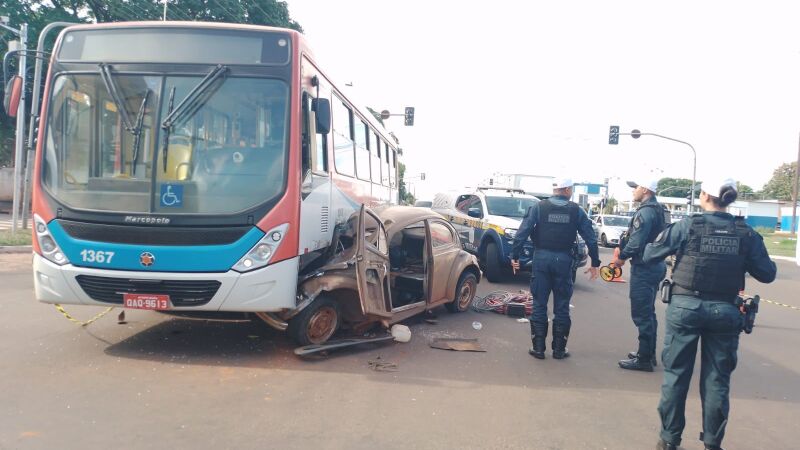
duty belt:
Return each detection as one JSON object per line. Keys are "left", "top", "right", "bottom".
{"left": 672, "top": 285, "right": 737, "bottom": 303}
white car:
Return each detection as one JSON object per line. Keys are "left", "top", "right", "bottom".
{"left": 594, "top": 215, "right": 631, "bottom": 247}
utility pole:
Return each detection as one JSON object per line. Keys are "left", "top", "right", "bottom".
{"left": 163, "top": 0, "right": 168, "bottom": 20}
{"left": 1, "top": 20, "right": 27, "bottom": 234}
{"left": 791, "top": 132, "right": 800, "bottom": 237}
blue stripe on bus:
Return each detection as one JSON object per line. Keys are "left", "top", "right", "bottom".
{"left": 49, "top": 222, "right": 264, "bottom": 272}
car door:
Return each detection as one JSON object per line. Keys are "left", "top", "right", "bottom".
{"left": 427, "top": 220, "right": 461, "bottom": 304}
{"left": 356, "top": 206, "right": 392, "bottom": 318}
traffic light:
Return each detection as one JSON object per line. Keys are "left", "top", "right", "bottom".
{"left": 404, "top": 107, "right": 415, "bottom": 126}
{"left": 608, "top": 125, "right": 619, "bottom": 145}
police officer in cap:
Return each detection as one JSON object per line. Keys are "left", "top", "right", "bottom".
{"left": 612, "top": 176, "right": 670, "bottom": 372}
{"left": 511, "top": 178, "right": 600, "bottom": 360}
{"left": 642, "top": 178, "right": 776, "bottom": 450}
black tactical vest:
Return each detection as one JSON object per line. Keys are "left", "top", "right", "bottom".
{"left": 621, "top": 202, "right": 670, "bottom": 255}
{"left": 533, "top": 200, "right": 580, "bottom": 251}
{"left": 672, "top": 215, "right": 750, "bottom": 297}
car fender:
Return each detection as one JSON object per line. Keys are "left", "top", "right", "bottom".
{"left": 445, "top": 253, "right": 482, "bottom": 300}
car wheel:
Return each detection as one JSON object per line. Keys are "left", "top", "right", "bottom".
{"left": 484, "top": 242, "right": 503, "bottom": 282}
{"left": 447, "top": 272, "right": 478, "bottom": 313}
{"left": 600, "top": 233, "right": 608, "bottom": 247}
{"left": 287, "top": 294, "right": 340, "bottom": 346}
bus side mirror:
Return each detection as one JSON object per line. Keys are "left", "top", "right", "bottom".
{"left": 312, "top": 98, "right": 331, "bottom": 135}
{"left": 3, "top": 75, "right": 22, "bottom": 117}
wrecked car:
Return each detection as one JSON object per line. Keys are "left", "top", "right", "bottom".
{"left": 269, "top": 205, "right": 482, "bottom": 345}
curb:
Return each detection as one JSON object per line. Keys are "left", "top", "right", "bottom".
{"left": 770, "top": 255, "right": 797, "bottom": 262}
{"left": 0, "top": 246, "right": 32, "bottom": 254}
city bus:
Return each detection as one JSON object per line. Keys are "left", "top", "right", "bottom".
{"left": 23, "top": 22, "right": 401, "bottom": 342}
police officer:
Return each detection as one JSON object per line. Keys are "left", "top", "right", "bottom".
{"left": 612, "top": 176, "right": 669, "bottom": 372}
{"left": 511, "top": 178, "right": 600, "bottom": 360}
{"left": 642, "top": 178, "right": 776, "bottom": 450}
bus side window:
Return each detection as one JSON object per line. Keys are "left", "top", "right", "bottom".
{"left": 383, "top": 142, "right": 391, "bottom": 186}
{"left": 371, "top": 131, "right": 381, "bottom": 184}
{"left": 301, "top": 91, "right": 311, "bottom": 177}
{"left": 332, "top": 97, "right": 355, "bottom": 177}
{"left": 389, "top": 148, "right": 397, "bottom": 188}
{"left": 302, "top": 91, "right": 328, "bottom": 174}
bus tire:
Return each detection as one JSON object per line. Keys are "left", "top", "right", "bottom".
{"left": 287, "top": 294, "right": 340, "bottom": 346}
{"left": 446, "top": 272, "right": 478, "bottom": 313}
{"left": 484, "top": 242, "right": 503, "bottom": 283}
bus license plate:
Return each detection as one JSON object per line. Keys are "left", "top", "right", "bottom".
{"left": 123, "top": 293, "right": 170, "bottom": 310}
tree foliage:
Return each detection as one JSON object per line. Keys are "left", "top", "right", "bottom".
{"left": 656, "top": 177, "right": 698, "bottom": 199}
{"left": 0, "top": 0, "right": 302, "bottom": 165}
{"left": 398, "top": 161, "right": 415, "bottom": 205}
{"left": 761, "top": 162, "right": 798, "bottom": 201}
{"left": 602, "top": 197, "right": 618, "bottom": 214}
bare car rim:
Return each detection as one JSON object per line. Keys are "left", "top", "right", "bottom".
{"left": 306, "top": 306, "right": 338, "bottom": 344}
{"left": 458, "top": 277, "right": 476, "bottom": 309}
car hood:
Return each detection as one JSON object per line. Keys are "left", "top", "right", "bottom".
{"left": 485, "top": 214, "right": 523, "bottom": 230}
{"left": 604, "top": 226, "right": 627, "bottom": 235}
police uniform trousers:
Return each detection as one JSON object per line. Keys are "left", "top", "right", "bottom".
{"left": 658, "top": 294, "right": 742, "bottom": 447}
{"left": 629, "top": 261, "right": 666, "bottom": 360}
{"left": 530, "top": 249, "right": 573, "bottom": 330}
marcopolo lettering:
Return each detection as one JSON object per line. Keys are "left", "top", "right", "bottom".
{"left": 124, "top": 216, "right": 171, "bottom": 225}
{"left": 547, "top": 213, "right": 570, "bottom": 224}
{"left": 700, "top": 235, "right": 740, "bottom": 255}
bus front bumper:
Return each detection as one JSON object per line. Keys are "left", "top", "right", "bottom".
{"left": 32, "top": 253, "right": 299, "bottom": 312}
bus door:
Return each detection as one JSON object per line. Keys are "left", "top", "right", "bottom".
{"left": 298, "top": 88, "right": 333, "bottom": 255}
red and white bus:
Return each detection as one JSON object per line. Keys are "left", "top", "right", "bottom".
{"left": 24, "top": 22, "right": 401, "bottom": 335}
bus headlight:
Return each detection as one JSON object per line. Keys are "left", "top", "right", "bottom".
{"left": 504, "top": 228, "right": 517, "bottom": 239}
{"left": 232, "top": 223, "right": 288, "bottom": 273}
{"left": 34, "top": 214, "right": 70, "bottom": 266}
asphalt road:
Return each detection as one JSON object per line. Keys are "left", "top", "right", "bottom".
{"left": 1, "top": 248, "right": 798, "bottom": 450}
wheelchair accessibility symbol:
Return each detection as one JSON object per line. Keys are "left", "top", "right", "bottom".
{"left": 160, "top": 184, "right": 183, "bottom": 207}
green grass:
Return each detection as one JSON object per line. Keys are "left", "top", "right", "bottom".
{"left": 758, "top": 233, "right": 797, "bottom": 257}
{"left": 0, "top": 230, "right": 32, "bottom": 246}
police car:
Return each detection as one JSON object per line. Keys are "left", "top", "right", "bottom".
{"left": 432, "top": 187, "right": 588, "bottom": 282}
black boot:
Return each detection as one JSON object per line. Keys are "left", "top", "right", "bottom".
{"left": 627, "top": 351, "right": 657, "bottom": 367}
{"left": 528, "top": 322, "right": 547, "bottom": 359}
{"left": 619, "top": 355, "right": 654, "bottom": 372}
{"left": 656, "top": 439, "right": 677, "bottom": 450}
{"left": 551, "top": 323, "right": 570, "bottom": 359}
{"left": 704, "top": 445, "right": 724, "bottom": 450}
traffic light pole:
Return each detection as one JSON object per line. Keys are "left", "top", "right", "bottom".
{"left": 621, "top": 131, "right": 697, "bottom": 214}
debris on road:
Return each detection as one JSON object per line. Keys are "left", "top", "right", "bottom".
{"left": 472, "top": 290, "right": 532, "bottom": 317}
{"left": 391, "top": 324, "right": 412, "bottom": 342}
{"left": 368, "top": 357, "right": 398, "bottom": 372}
{"left": 471, "top": 321, "right": 483, "bottom": 330}
{"left": 294, "top": 335, "right": 395, "bottom": 357}
{"left": 429, "top": 338, "right": 485, "bottom": 352}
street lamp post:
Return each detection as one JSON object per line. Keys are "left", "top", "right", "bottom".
{"left": 1, "top": 20, "right": 27, "bottom": 234}
{"left": 623, "top": 130, "right": 697, "bottom": 214}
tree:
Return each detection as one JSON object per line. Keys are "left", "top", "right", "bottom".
{"left": 0, "top": 0, "right": 302, "bottom": 165}
{"left": 398, "top": 161, "right": 415, "bottom": 205}
{"left": 760, "top": 162, "right": 797, "bottom": 201}
{"left": 656, "top": 177, "right": 698, "bottom": 199}
{"left": 603, "top": 197, "right": 618, "bottom": 214}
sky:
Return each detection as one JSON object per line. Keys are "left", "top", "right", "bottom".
{"left": 286, "top": 0, "right": 800, "bottom": 202}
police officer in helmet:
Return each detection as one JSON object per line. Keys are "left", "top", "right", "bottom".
{"left": 642, "top": 178, "right": 776, "bottom": 450}
{"left": 612, "top": 176, "right": 670, "bottom": 372}
{"left": 511, "top": 178, "right": 600, "bottom": 360}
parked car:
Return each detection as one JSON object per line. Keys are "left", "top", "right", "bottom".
{"left": 432, "top": 187, "right": 587, "bottom": 282}
{"left": 287, "top": 205, "right": 481, "bottom": 345}
{"left": 593, "top": 215, "right": 631, "bottom": 247}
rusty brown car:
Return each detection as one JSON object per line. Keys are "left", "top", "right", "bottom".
{"left": 281, "top": 205, "right": 481, "bottom": 345}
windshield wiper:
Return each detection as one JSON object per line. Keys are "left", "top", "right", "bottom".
{"left": 161, "top": 64, "right": 228, "bottom": 130}
{"left": 161, "top": 87, "right": 176, "bottom": 173}
{"left": 98, "top": 63, "right": 135, "bottom": 132}
{"left": 130, "top": 90, "right": 150, "bottom": 176}
{"left": 160, "top": 64, "right": 228, "bottom": 173}
{"left": 98, "top": 64, "right": 150, "bottom": 176}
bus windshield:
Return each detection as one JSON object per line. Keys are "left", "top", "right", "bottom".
{"left": 42, "top": 73, "right": 289, "bottom": 215}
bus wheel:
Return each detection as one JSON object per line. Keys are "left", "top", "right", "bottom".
{"left": 484, "top": 242, "right": 503, "bottom": 283}
{"left": 447, "top": 272, "right": 477, "bottom": 313}
{"left": 287, "top": 295, "right": 340, "bottom": 346}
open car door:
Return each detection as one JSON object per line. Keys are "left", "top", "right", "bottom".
{"left": 356, "top": 206, "right": 392, "bottom": 318}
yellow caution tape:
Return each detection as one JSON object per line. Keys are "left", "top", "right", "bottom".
{"left": 54, "top": 304, "right": 115, "bottom": 326}
{"left": 760, "top": 298, "right": 800, "bottom": 311}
